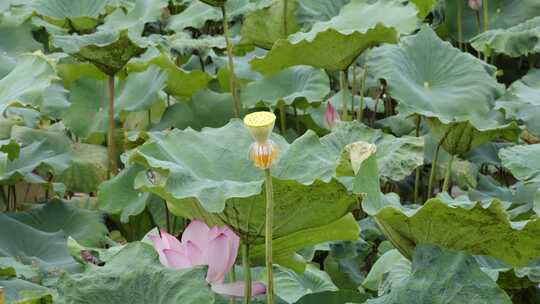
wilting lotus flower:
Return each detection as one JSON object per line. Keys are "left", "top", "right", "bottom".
{"left": 244, "top": 111, "right": 279, "bottom": 169}
{"left": 150, "top": 220, "right": 266, "bottom": 298}
{"left": 468, "top": 0, "right": 482, "bottom": 10}
{"left": 323, "top": 102, "right": 340, "bottom": 130}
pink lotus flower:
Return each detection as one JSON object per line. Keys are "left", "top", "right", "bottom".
{"left": 468, "top": 0, "right": 482, "bottom": 10}
{"left": 323, "top": 102, "right": 340, "bottom": 130}
{"left": 149, "top": 220, "right": 266, "bottom": 298}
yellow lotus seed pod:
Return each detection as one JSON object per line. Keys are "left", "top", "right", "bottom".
{"left": 249, "top": 140, "right": 279, "bottom": 169}
{"left": 243, "top": 111, "right": 276, "bottom": 143}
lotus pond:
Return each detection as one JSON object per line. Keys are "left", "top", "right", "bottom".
{"left": 1, "top": 0, "right": 540, "bottom": 303}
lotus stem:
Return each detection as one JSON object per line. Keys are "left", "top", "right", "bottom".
{"left": 457, "top": 0, "right": 463, "bottom": 50}
{"left": 279, "top": 104, "right": 287, "bottom": 134}
{"left": 242, "top": 244, "right": 252, "bottom": 304}
{"left": 442, "top": 155, "right": 455, "bottom": 193}
{"left": 427, "top": 143, "right": 441, "bottom": 198}
{"left": 340, "top": 70, "right": 349, "bottom": 121}
{"left": 358, "top": 66, "right": 367, "bottom": 122}
{"left": 107, "top": 75, "right": 117, "bottom": 175}
{"left": 293, "top": 104, "right": 300, "bottom": 133}
{"left": 483, "top": 0, "right": 489, "bottom": 32}
{"left": 351, "top": 65, "right": 357, "bottom": 115}
{"left": 413, "top": 115, "right": 421, "bottom": 203}
{"left": 222, "top": 6, "right": 241, "bottom": 118}
{"left": 475, "top": 11, "right": 482, "bottom": 35}
{"left": 0, "top": 286, "right": 4, "bottom": 304}
{"left": 282, "top": 0, "right": 288, "bottom": 37}
{"left": 264, "top": 168, "right": 274, "bottom": 304}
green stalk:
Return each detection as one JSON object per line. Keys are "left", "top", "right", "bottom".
{"left": 242, "top": 244, "right": 252, "bottom": 304}
{"left": 279, "top": 104, "right": 287, "bottom": 134}
{"left": 340, "top": 70, "right": 349, "bottom": 121}
{"left": 0, "top": 286, "right": 4, "bottom": 304}
{"left": 264, "top": 168, "right": 274, "bottom": 304}
{"left": 282, "top": 0, "right": 288, "bottom": 37}
{"left": 483, "top": 0, "right": 489, "bottom": 32}
{"left": 107, "top": 75, "right": 117, "bottom": 175}
{"left": 222, "top": 6, "right": 241, "bottom": 118}
{"left": 358, "top": 66, "right": 367, "bottom": 122}
{"left": 442, "top": 155, "right": 455, "bottom": 193}
{"left": 427, "top": 143, "right": 441, "bottom": 199}
{"left": 457, "top": 0, "right": 463, "bottom": 50}
{"left": 413, "top": 115, "right": 421, "bottom": 203}
{"left": 351, "top": 65, "right": 357, "bottom": 115}
{"left": 228, "top": 267, "right": 236, "bottom": 304}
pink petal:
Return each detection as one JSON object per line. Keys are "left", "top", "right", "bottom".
{"left": 211, "top": 282, "right": 266, "bottom": 298}
{"left": 186, "top": 241, "right": 205, "bottom": 266}
{"left": 149, "top": 234, "right": 169, "bottom": 266}
{"left": 222, "top": 228, "right": 240, "bottom": 271}
{"left": 206, "top": 233, "right": 231, "bottom": 284}
{"left": 181, "top": 220, "right": 210, "bottom": 254}
{"left": 163, "top": 249, "right": 191, "bottom": 269}
{"left": 161, "top": 230, "right": 183, "bottom": 251}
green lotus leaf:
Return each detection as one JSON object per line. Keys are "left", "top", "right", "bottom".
{"left": 167, "top": 0, "right": 272, "bottom": 32}
{"left": 499, "top": 144, "right": 540, "bottom": 183}
{"left": 410, "top": 0, "right": 437, "bottom": 18}
{"left": 98, "top": 0, "right": 168, "bottom": 35}
{"left": 240, "top": 0, "right": 301, "bottom": 49}
{"left": 52, "top": 30, "right": 147, "bottom": 75}
{"left": 426, "top": 116, "right": 520, "bottom": 155}
{"left": 367, "top": 244, "right": 512, "bottom": 304}
{"left": 200, "top": 0, "right": 227, "bottom": 7}
{"left": 294, "top": 290, "right": 368, "bottom": 304}
{"left": 362, "top": 249, "right": 408, "bottom": 292}
{"left": 0, "top": 278, "right": 53, "bottom": 304}
{"left": 0, "top": 257, "right": 39, "bottom": 280}
{"left": 32, "top": 0, "right": 108, "bottom": 32}
{"left": 368, "top": 26, "right": 505, "bottom": 131}
{"left": 0, "top": 52, "right": 58, "bottom": 115}
{"left": 7, "top": 199, "right": 107, "bottom": 247}
{"left": 63, "top": 66, "right": 166, "bottom": 140}
{"left": 0, "top": 53, "right": 15, "bottom": 78}
{"left": 250, "top": 0, "right": 419, "bottom": 74}
{"left": 295, "top": 0, "right": 350, "bottom": 31}
{"left": 375, "top": 134, "right": 424, "bottom": 182}
{"left": 57, "top": 242, "right": 214, "bottom": 304}
{"left": 0, "top": 19, "right": 43, "bottom": 57}
{"left": 370, "top": 196, "right": 540, "bottom": 267}
{"left": 263, "top": 264, "right": 337, "bottom": 303}
{"left": 127, "top": 49, "right": 213, "bottom": 98}
{"left": 130, "top": 120, "right": 360, "bottom": 269}
{"left": 153, "top": 89, "right": 235, "bottom": 131}
{"left": 97, "top": 163, "right": 163, "bottom": 223}
{"left": 0, "top": 213, "right": 80, "bottom": 275}
{"left": 496, "top": 69, "right": 540, "bottom": 137}
{"left": 168, "top": 32, "right": 226, "bottom": 55}
{"left": 471, "top": 16, "right": 540, "bottom": 57}
{"left": 445, "top": 0, "right": 540, "bottom": 42}
{"left": 241, "top": 66, "right": 330, "bottom": 108}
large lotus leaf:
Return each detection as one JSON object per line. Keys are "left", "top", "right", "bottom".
{"left": 0, "top": 278, "right": 53, "bottom": 304}
{"left": 368, "top": 26, "right": 505, "bottom": 130}
{"left": 130, "top": 121, "right": 360, "bottom": 267}
{"left": 367, "top": 244, "right": 512, "bottom": 304}
{"left": 168, "top": 33, "right": 226, "bottom": 55}
{"left": 115, "top": 65, "right": 167, "bottom": 112}
{"left": 52, "top": 30, "right": 147, "bottom": 75}
{"left": 0, "top": 19, "right": 43, "bottom": 57}
{"left": 370, "top": 196, "right": 540, "bottom": 267}
{"left": 410, "top": 0, "right": 437, "bottom": 18}
{"left": 200, "top": 0, "right": 227, "bottom": 7}
{"left": 499, "top": 144, "right": 540, "bottom": 184}
{"left": 152, "top": 89, "right": 235, "bottom": 131}
{"left": 0, "top": 54, "right": 16, "bottom": 78}
{"left": 7, "top": 199, "right": 107, "bottom": 247}
{"left": 98, "top": 0, "right": 168, "bottom": 35}
{"left": 98, "top": 164, "right": 163, "bottom": 223}
{"left": 294, "top": 290, "right": 367, "bottom": 304}
{"left": 445, "top": 0, "right": 540, "bottom": 42}
{"left": 0, "top": 214, "right": 80, "bottom": 275}
{"left": 32, "top": 0, "right": 108, "bottom": 32}
{"left": 266, "top": 264, "right": 337, "bottom": 303}
{"left": 127, "top": 49, "right": 213, "bottom": 98}
{"left": 426, "top": 117, "right": 520, "bottom": 155}
{"left": 241, "top": 66, "right": 330, "bottom": 108}
{"left": 0, "top": 257, "right": 39, "bottom": 280}
{"left": 497, "top": 69, "right": 540, "bottom": 137}
{"left": 250, "top": 0, "right": 419, "bottom": 74}
{"left": 295, "top": 0, "right": 350, "bottom": 30}
{"left": 57, "top": 242, "right": 214, "bottom": 304}
{"left": 240, "top": 0, "right": 301, "bottom": 49}
{"left": 375, "top": 135, "right": 424, "bottom": 182}
{"left": 0, "top": 52, "right": 57, "bottom": 115}
{"left": 471, "top": 16, "right": 540, "bottom": 57}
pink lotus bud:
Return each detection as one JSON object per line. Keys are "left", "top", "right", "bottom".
{"left": 468, "top": 0, "right": 482, "bottom": 10}
{"left": 323, "top": 102, "right": 340, "bottom": 130}
{"left": 150, "top": 220, "right": 266, "bottom": 298}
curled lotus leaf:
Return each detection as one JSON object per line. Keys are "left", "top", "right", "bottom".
{"left": 499, "top": 143, "right": 540, "bottom": 184}
{"left": 32, "top": 0, "right": 108, "bottom": 32}
{"left": 250, "top": 0, "right": 419, "bottom": 74}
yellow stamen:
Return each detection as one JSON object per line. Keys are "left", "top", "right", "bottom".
{"left": 249, "top": 141, "right": 279, "bottom": 169}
